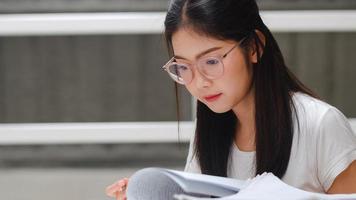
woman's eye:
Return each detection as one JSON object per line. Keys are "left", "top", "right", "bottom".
{"left": 178, "top": 65, "right": 189, "bottom": 71}
{"left": 206, "top": 59, "right": 219, "bottom": 65}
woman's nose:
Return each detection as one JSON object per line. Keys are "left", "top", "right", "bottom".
{"left": 194, "top": 70, "right": 212, "bottom": 89}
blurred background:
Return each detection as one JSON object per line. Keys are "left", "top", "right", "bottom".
{"left": 0, "top": 0, "right": 355, "bottom": 199}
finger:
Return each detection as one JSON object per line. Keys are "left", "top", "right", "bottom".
{"left": 116, "top": 191, "right": 125, "bottom": 200}
{"left": 122, "top": 178, "right": 129, "bottom": 185}
{"left": 116, "top": 191, "right": 120, "bottom": 200}
{"left": 106, "top": 184, "right": 120, "bottom": 197}
{"left": 105, "top": 186, "right": 116, "bottom": 197}
{"left": 118, "top": 179, "right": 128, "bottom": 186}
{"left": 106, "top": 180, "right": 125, "bottom": 197}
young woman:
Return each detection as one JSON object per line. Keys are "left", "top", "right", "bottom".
{"left": 106, "top": 0, "right": 356, "bottom": 199}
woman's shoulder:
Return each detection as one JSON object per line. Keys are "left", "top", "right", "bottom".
{"left": 291, "top": 92, "right": 353, "bottom": 137}
{"left": 292, "top": 92, "right": 333, "bottom": 115}
{"left": 286, "top": 93, "right": 356, "bottom": 192}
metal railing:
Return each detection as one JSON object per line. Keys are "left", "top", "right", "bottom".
{"left": 0, "top": 10, "right": 355, "bottom": 36}
{"left": 0, "top": 10, "right": 355, "bottom": 144}
{"left": 0, "top": 121, "right": 194, "bottom": 144}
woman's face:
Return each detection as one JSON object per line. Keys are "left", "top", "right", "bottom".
{"left": 171, "top": 28, "right": 254, "bottom": 113}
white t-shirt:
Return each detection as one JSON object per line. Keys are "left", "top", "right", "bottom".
{"left": 184, "top": 92, "right": 356, "bottom": 193}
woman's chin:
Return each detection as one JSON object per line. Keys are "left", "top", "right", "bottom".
{"left": 206, "top": 104, "right": 231, "bottom": 114}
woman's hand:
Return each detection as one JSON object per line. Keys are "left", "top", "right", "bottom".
{"left": 105, "top": 178, "right": 129, "bottom": 200}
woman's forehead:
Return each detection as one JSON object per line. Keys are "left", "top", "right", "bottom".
{"left": 171, "top": 28, "right": 234, "bottom": 58}
{"left": 172, "top": 28, "right": 224, "bottom": 46}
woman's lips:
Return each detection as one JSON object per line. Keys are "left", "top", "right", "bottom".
{"left": 204, "top": 93, "right": 222, "bottom": 102}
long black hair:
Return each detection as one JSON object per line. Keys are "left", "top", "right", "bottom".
{"left": 164, "top": 0, "right": 316, "bottom": 178}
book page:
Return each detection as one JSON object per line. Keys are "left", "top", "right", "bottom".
{"left": 162, "top": 169, "right": 246, "bottom": 197}
{"left": 126, "top": 167, "right": 247, "bottom": 199}
{"left": 174, "top": 173, "right": 356, "bottom": 200}
{"left": 165, "top": 169, "right": 247, "bottom": 191}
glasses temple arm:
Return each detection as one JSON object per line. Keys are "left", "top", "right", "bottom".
{"left": 162, "top": 57, "right": 175, "bottom": 69}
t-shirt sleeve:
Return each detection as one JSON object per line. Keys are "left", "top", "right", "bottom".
{"left": 316, "top": 107, "right": 356, "bottom": 191}
{"left": 184, "top": 130, "right": 201, "bottom": 174}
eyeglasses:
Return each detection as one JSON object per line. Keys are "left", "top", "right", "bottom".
{"left": 162, "top": 37, "right": 247, "bottom": 85}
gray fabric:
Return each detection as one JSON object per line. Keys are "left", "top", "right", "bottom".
{"left": 126, "top": 168, "right": 186, "bottom": 200}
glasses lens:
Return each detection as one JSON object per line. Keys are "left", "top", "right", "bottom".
{"left": 199, "top": 57, "right": 224, "bottom": 79}
{"left": 167, "top": 63, "right": 192, "bottom": 84}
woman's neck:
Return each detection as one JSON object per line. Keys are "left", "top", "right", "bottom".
{"left": 232, "top": 90, "right": 256, "bottom": 152}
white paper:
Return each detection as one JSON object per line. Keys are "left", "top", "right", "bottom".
{"left": 174, "top": 173, "right": 356, "bottom": 200}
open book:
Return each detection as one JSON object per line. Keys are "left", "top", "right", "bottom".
{"left": 126, "top": 167, "right": 356, "bottom": 200}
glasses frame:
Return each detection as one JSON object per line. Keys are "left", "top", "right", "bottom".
{"left": 162, "top": 36, "right": 247, "bottom": 85}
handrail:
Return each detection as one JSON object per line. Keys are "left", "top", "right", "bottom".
{"left": 0, "top": 10, "right": 355, "bottom": 36}
{"left": 0, "top": 120, "right": 355, "bottom": 144}
{"left": 0, "top": 10, "right": 355, "bottom": 144}
{"left": 0, "top": 121, "right": 194, "bottom": 145}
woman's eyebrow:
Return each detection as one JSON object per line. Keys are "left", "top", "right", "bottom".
{"left": 174, "top": 46, "right": 223, "bottom": 60}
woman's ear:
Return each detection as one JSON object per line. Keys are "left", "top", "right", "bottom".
{"left": 250, "top": 29, "right": 266, "bottom": 63}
